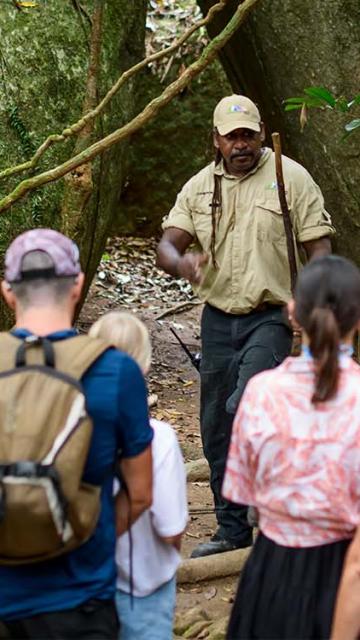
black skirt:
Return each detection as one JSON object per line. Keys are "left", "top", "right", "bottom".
{"left": 227, "top": 532, "right": 351, "bottom": 640}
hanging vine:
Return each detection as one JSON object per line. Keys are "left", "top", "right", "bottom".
{"left": 7, "top": 106, "right": 43, "bottom": 224}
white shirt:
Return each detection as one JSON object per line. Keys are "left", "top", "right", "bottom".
{"left": 116, "top": 419, "right": 188, "bottom": 597}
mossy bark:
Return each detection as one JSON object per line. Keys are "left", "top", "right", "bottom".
{"left": 197, "top": 0, "right": 360, "bottom": 263}
{"left": 0, "top": 0, "right": 146, "bottom": 326}
{"left": 60, "top": 0, "right": 104, "bottom": 244}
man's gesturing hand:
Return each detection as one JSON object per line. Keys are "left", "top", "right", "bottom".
{"left": 156, "top": 228, "right": 208, "bottom": 283}
{"left": 177, "top": 252, "right": 208, "bottom": 284}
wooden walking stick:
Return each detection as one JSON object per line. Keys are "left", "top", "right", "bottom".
{"left": 272, "top": 132, "right": 297, "bottom": 294}
{"left": 272, "top": 132, "right": 301, "bottom": 354}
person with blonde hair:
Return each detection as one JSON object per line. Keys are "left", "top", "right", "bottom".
{"left": 90, "top": 311, "right": 188, "bottom": 640}
{"left": 90, "top": 312, "right": 152, "bottom": 374}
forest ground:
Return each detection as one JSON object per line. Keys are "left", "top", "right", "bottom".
{"left": 78, "top": 236, "right": 238, "bottom": 638}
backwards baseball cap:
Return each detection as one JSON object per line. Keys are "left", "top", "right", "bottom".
{"left": 213, "top": 95, "right": 261, "bottom": 136}
{"left": 4, "top": 228, "right": 81, "bottom": 283}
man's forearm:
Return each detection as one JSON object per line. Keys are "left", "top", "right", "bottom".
{"left": 115, "top": 488, "right": 151, "bottom": 536}
{"left": 303, "top": 236, "right": 332, "bottom": 261}
{"left": 156, "top": 238, "right": 182, "bottom": 277}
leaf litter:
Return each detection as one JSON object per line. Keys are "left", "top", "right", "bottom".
{"left": 94, "top": 236, "right": 196, "bottom": 310}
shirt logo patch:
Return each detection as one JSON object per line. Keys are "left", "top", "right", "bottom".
{"left": 265, "top": 181, "right": 278, "bottom": 190}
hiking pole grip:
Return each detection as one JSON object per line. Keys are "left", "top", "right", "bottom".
{"left": 271, "top": 132, "right": 298, "bottom": 295}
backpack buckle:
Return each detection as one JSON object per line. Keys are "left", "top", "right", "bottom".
{"left": 24, "top": 335, "right": 41, "bottom": 345}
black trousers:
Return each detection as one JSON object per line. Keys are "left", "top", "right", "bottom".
{"left": 200, "top": 304, "right": 292, "bottom": 544}
{"left": 2, "top": 599, "right": 119, "bottom": 640}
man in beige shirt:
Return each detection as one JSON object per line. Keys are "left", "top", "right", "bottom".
{"left": 156, "top": 95, "right": 334, "bottom": 558}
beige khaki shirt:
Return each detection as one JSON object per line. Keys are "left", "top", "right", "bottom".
{"left": 162, "top": 148, "right": 335, "bottom": 314}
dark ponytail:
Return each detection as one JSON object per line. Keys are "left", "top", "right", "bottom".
{"left": 295, "top": 256, "right": 360, "bottom": 405}
{"left": 308, "top": 307, "right": 340, "bottom": 403}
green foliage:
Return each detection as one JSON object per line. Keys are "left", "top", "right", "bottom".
{"left": 7, "top": 105, "right": 45, "bottom": 225}
{"left": 7, "top": 106, "right": 35, "bottom": 158}
{"left": 284, "top": 87, "right": 360, "bottom": 136}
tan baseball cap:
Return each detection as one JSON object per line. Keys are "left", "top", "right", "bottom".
{"left": 213, "top": 95, "right": 261, "bottom": 135}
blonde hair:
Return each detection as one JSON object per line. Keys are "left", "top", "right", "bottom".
{"left": 89, "top": 311, "right": 152, "bottom": 374}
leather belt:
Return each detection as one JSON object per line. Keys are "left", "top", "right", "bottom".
{"left": 250, "top": 302, "right": 283, "bottom": 314}
{"left": 206, "top": 302, "right": 283, "bottom": 317}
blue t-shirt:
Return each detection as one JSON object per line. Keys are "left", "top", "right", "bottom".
{"left": 0, "top": 329, "right": 153, "bottom": 621}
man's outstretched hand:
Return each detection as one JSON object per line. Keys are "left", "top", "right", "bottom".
{"left": 156, "top": 228, "right": 208, "bottom": 284}
{"left": 177, "top": 252, "right": 209, "bottom": 284}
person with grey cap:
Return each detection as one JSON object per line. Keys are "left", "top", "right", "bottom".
{"left": 0, "top": 229, "right": 153, "bottom": 639}
{"left": 156, "top": 94, "right": 335, "bottom": 558}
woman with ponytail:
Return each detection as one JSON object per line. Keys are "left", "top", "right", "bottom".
{"left": 223, "top": 255, "right": 360, "bottom": 639}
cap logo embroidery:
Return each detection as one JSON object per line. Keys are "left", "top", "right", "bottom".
{"left": 228, "top": 105, "right": 248, "bottom": 114}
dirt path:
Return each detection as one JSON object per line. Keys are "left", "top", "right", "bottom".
{"left": 78, "top": 237, "right": 239, "bottom": 638}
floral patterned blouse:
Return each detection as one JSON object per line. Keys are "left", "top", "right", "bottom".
{"left": 223, "top": 354, "right": 360, "bottom": 547}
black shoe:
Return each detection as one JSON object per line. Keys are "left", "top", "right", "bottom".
{"left": 190, "top": 534, "right": 252, "bottom": 559}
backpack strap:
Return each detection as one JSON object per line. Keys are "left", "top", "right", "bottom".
{"left": 52, "top": 335, "right": 110, "bottom": 380}
{"left": 0, "top": 333, "right": 25, "bottom": 372}
{"left": 0, "top": 333, "right": 109, "bottom": 380}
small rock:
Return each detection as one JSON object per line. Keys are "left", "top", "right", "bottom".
{"left": 204, "top": 586, "right": 217, "bottom": 600}
{"left": 148, "top": 393, "right": 158, "bottom": 408}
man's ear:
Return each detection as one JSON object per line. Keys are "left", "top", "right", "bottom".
{"left": 213, "top": 128, "right": 220, "bottom": 149}
{"left": 1, "top": 281, "right": 16, "bottom": 310}
{"left": 260, "top": 122, "right": 265, "bottom": 143}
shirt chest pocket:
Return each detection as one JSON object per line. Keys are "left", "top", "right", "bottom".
{"left": 254, "top": 199, "right": 288, "bottom": 244}
{"left": 191, "top": 197, "right": 214, "bottom": 244}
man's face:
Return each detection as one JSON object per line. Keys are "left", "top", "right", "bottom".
{"left": 213, "top": 125, "right": 265, "bottom": 177}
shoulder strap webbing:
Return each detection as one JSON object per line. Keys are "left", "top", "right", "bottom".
{"left": 0, "top": 333, "right": 109, "bottom": 381}
{"left": 210, "top": 172, "right": 222, "bottom": 270}
{"left": 53, "top": 336, "right": 109, "bottom": 379}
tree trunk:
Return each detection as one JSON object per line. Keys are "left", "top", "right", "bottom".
{"left": 73, "top": 0, "right": 147, "bottom": 301}
{"left": 60, "top": 0, "right": 104, "bottom": 242}
{"left": 0, "top": 0, "right": 147, "bottom": 326}
{"left": 197, "top": 0, "right": 360, "bottom": 262}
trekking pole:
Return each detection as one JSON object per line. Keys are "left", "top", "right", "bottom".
{"left": 169, "top": 326, "right": 201, "bottom": 372}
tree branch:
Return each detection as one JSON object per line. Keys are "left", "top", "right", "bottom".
{"left": 0, "top": 0, "right": 262, "bottom": 213}
{"left": 0, "top": 0, "right": 227, "bottom": 182}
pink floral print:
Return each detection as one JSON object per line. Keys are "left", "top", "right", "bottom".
{"left": 223, "top": 355, "right": 360, "bottom": 547}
